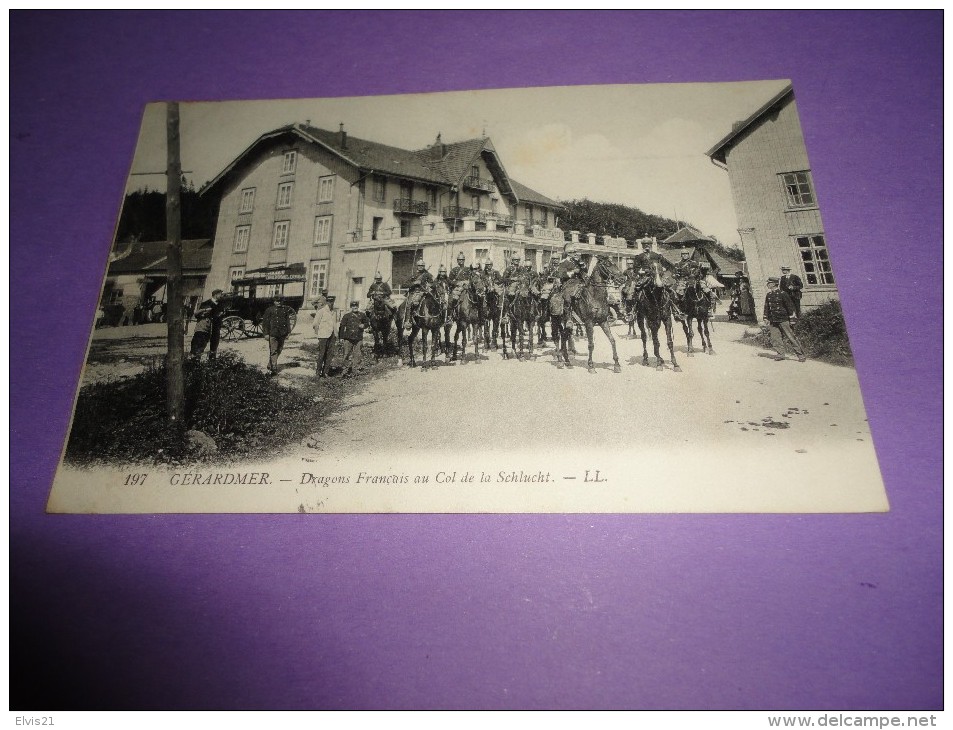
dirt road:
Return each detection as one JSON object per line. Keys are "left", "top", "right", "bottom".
{"left": 78, "top": 317, "right": 885, "bottom": 513}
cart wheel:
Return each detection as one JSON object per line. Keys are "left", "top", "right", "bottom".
{"left": 246, "top": 320, "right": 263, "bottom": 338}
{"left": 221, "top": 316, "right": 245, "bottom": 341}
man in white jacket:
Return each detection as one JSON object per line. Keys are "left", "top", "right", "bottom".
{"left": 310, "top": 293, "right": 337, "bottom": 379}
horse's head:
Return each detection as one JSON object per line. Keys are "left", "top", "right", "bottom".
{"left": 594, "top": 255, "right": 626, "bottom": 286}
{"left": 470, "top": 270, "right": 486, "bottom": 296}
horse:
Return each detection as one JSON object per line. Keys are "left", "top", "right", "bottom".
{"left": 501, "top": 282, "right": 538, "bottom": 362}
{"left": 367, "top": 292, "right": 396, "bottom": 359}
{"left": 554, "top": 255, "right": 624, "bottom": 373}
{"left": 542, "top": 280, "right": 577, "bottom": 368}
{"left": 679, "top": 279, "right": 715, "bottom": 355}
{"left": 632, "top": 262, "right": 682, "bottom": 372}
{"left": 396, "top": 286, "right": 446, "bottom": 369}
{"left": 621, "top": 280, "right": 640, "bottom": 338}
{"left": 450, "top": 271, "right": 486, "bottom": 363}
{"left": 483, "top": 283, "right": 504, "bottom": 350}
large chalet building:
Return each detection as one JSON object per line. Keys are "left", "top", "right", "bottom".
{"left": 200, "top": 123, "right": 568, "bottom": 308}
{"left": 706, "top": 83, "right": 836, "bottom": 311}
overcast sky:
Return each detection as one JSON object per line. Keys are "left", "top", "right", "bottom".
{"left": 126, "top": 80, "right": 791, "bottom": 248}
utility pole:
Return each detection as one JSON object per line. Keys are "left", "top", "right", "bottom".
{"left": 166, "top": 102, "right": 185, "bottom": 432}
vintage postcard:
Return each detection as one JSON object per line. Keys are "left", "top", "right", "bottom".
{"left": 47, "top": 81, "right": 887, "bottom": 513}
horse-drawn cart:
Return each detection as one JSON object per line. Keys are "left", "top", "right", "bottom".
{"left": 219, "top": 264, "right": 306, "bottom": 341}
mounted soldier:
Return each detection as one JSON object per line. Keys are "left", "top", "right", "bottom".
{"left": 640, "top": 245, "right": 687, "bottom": 322}
{"left": 522, "top": 259, "right": 542, "bottom": 296}
{"left": 673, "top": 249, "right": 701, "bottom": 294}
{"left": 365, "top": 272, "right": 395, "bottom": 316}
{"left": 482, "top": 260, "right": 502, "bottom": 288}
{"left": 448, "top": 252, "right": 471, "bottom": 317}
{"left": 554, "top": 244, "right": 588, "bottom": 311}
{"left": 697, "top": 261, "right": 720, "bottom": 308}
{"left": 403, "top": 259, "right": 435, "bottom": 332}
{"left": 502, "top": 253, "right": 524, "bottom": 296}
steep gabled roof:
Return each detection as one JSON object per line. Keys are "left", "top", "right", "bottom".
{"left": 200, "top": 124, "right": 563, "bottom": 210}
{"left": 508, "top": 178, "right": 562, "bottom": 209}
{"left": 706, "top": 83, "right": 794, "bottom": 164}
{"left": 108, "top": 239, "right": 213, "bottom": 274}
{"left": 421, "top": 138, "right": 487, "bottom": 185}
{"left": 663, "top": 225, "right": 716, "bottom": 246}
{"left": 301, "top": 124, "right": 448, "bottom": 184}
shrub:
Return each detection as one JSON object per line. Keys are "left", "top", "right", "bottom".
{"left": 744, "top": 299, "right": 854, "bottom": 367}
{"left": 65, "top": 351, "right": 311, "bottom": 465}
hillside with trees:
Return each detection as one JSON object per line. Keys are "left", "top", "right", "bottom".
{"left": 557, "top": 198, "right": 744, "bottom": 261}
{"left": 114, "top": 184, "right": 217, "bottom": 244}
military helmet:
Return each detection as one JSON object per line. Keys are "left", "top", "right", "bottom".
{"left": 511, "top": 253, "right": 521, "bottom": 261}
{"left": 484, "top": 260, "right": 493, "bottom": 268}
{"left": 416, "top": 260, "right": 426, "bottom": 268}
{"left": 438, "top": 264, "right": 447, "bottom": 273}
{"left": 680, "top": 249, "right": 691, "bottom": 256}
{"left": 374, "top": 272, "right": 383, "bottom": 281}
{"left": 457, "top": 252, "right": 465, "bottom": 261}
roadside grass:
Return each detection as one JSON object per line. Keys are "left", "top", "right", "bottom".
{"left": 65, "top": 350, "right": 395, "bottom": 467}
{"left": 742, "top": 300, "right": 854, "bottom": 367}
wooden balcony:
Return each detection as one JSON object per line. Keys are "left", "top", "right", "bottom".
{"left": 463, "top": 175, "right": 496, "bottom": 193}
{"left": 393, "top": 198, "right": 429, "bottom": 216}
{"left": 443, "top": 205, "right": 474, "bottom": 220}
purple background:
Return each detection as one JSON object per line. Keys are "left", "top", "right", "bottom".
{"left": 10, "top": 11, "right": 941, "bottom": 710}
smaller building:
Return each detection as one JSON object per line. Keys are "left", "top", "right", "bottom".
{"left": 707, "top": 83, "right": 836, "bottom": 312}
{"left": 104, "top": 239, "right": 213, "bottom": 322}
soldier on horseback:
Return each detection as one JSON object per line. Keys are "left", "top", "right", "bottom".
{"left": 639, "top": 245, "right": 687, "bottom": 322}
{"left": 555, "top": 245, "right": 588, "bottom": 308}
{"left": 365, "top": 272, "right": 396, "bottom": 316}
{"left": 447, "top": 252, "right": 472, "bottom": 318}
{"left": 483, "top": 260, "right": 502, "bottom": 288}
{"left": 697, "top": 261, "right": 720, "bottom": 308}
{"left": 673, "top": 249, "right": 701, "bottom": 294}
{"left": 522, "top": 259, "right": 542, "bottom": 297}
{"left": 502, "top": 253, "right": 524, "bottom": 296}
{"left": 404, "top": 260, "right": 434, "bottom": 332}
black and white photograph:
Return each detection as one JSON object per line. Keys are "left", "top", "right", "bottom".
{"left": 47, "top": 81, "right": 887, "bottom": 514}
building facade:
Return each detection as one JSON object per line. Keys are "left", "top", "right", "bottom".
{"left": 200, "top": 124, "right": 570, "bottom": 310}
{"left": 707, "top": 84, "right": 836, "bottom": 312}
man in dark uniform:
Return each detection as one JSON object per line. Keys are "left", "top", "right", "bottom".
{"left": 555, "top": 245, "right": 588, "bottom": 308}
{"left": 338, "top": 300, "right": 369, "bottom": 377}
{"left": 673, "top": 249, "right": 701, "bottom": 295}
{"left": 522, "top": 259, "right": 541, "bottom": 296}
{"left": 404, "top": 260, "right": 434, "bottom": 332}
{"left": 763, "top": 276, "right": 806, "bottom": 362}
{"left": 502, "top": 253, "right": 525, "bottom": 296}
{"left": 365, "top": 272, "right": 395, "bottom": 316}
{"left": 448, "top": 252, "right": 471, "bottom": 317}
{"left": 779, "top": 265, "right": 804, "bottom": 317}
{"left": 260, "top": 298, "right": 296, "bottom": 375}
{"left": 483, "top": 260, "right": 502, "bottom": 288}
{"left": 190, "top": 288, "right": 227, "bottom": 361}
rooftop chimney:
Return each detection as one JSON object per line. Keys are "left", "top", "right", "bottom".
{"left": 431, "top": 132, "right": 444, "bottom": 159}
{"left": 339, "top": 123, "right": 347, "bottom": 150}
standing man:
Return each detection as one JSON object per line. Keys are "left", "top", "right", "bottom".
{"left": 762, "top": 277, "right": 807, "bottom": 362}
{"left": 310, "top": 294, "right": 337, "bottom": 379}
{"left": 190, "top": 288, "right": 227, "bottom": 361}
{"left": 779, "top": 265, "right": 804, "bottom": 317}
{"left": 260, "top": 298, "right": 296, "bottom": 375}
{"left": 338, "top": 301, "right": 369, "bottom": 377}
